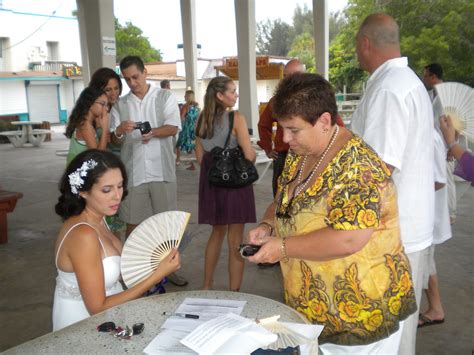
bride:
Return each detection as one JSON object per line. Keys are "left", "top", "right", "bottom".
{"left": 53, "top": 149, "right": 181, "bottom": 331}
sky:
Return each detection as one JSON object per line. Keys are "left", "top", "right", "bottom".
{"left": 4, "top": 0, "right": 348, "bottom": 61}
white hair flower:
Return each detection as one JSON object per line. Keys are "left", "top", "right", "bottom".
{"left": 68, "top": 159, "right": 98, "bottom": 195}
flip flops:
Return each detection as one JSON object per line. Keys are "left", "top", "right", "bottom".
{"left": 418, "top": 314, "right": 445, "bottom": 328}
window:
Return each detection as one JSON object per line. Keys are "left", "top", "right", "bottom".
{"left": 47, "top": 41, "right": 59, "bottom": 61}
{"left": 0, "top": 37, "right": 8, "bottom": 71}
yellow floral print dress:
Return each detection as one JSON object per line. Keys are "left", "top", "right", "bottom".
{"left": 275, "top": 136, "right": 417, "bottom": 346}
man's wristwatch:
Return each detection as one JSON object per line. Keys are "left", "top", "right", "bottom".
{"left": 114, "top": 127, "right": 124, "bottom": 139}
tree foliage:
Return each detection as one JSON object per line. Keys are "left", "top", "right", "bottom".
{"left": 255, "top": 5, "right": 346, "bottom": 74}
{"left": 289, "top": 33, "right": 316, "bottom": 73}
{"left": 329, "top": 0, "right": 474, "bottom": 90}
{"left": 256, "top": 1, "right": 473, "bottom": 91}
{"left": 256, "top": 19, "right": 291, "bottom": 56}
{"left": 115, "top": 19, "right": 162, "bottom": 63}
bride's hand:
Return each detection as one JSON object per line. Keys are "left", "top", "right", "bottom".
{"left": 155, "top": 249, "right": 181, "bottom": 278}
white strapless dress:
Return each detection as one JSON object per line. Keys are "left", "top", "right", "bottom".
{"left": 52, "top": 223, "right": 124, "bottom": 331}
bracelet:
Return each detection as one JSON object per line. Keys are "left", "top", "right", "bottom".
{"left": 258, "top": 221, "right": 274, "bottom": 236}
{"left": 447, "top": 141, "right": 458, "bottom": 150}
{"left": 114, "top": 127, "right": 124, "bottom": 139}
{"left": 280, "top": 238, "right": 289, "bottom": 263}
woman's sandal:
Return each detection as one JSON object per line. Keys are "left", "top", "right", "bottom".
{"left": 418, "top": 314, "right": 445, "bottom": 328}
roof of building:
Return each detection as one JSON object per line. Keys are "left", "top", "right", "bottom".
{"left": 0, "top": 71, "right": 70, "bottom": 81}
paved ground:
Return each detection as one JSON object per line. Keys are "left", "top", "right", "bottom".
{"left": 0, "top": 128, "right": 472, "bottom": 353}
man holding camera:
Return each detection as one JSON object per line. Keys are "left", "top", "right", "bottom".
{"left": 111, "top": 55, "right": 182, "bottom": 239}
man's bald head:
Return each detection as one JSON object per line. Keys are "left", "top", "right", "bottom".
{"left": 284, "top": 59, "right": 306, "bottom": 77}
{"left": 357, "top": 13, "right": 400, "bottom": 49}
{"left": 356, "top": 13, "right": 401, "bottom": 73}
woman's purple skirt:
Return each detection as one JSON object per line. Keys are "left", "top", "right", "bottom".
{"left": 198, "top": 152, "right": 257, "bottom": 225}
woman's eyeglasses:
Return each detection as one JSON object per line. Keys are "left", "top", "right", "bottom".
{"left": 95, "top": 101, "right": 110, "bottom": 112}
{"left": 275, "top": 172, "right": 301, "bottom": 219}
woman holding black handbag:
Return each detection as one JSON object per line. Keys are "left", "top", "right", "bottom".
{"left": 195, "top": 76, "right": 257, "bottom": 291}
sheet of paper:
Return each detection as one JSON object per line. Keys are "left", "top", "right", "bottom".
{"left": 180, "top": 313, "right": 276, "bottom": 354}
{"left": 161, "top": 298, "right": 246, "bottom": 332}
{"left": 143, "top": 329, "right": 196, "bottom": 355}
{"left": 145, "top": 298, "right": 247, "bottom": 353}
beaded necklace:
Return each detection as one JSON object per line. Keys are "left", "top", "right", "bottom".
{"left": 293, "top": 125, "right": 339, "bottom": 197}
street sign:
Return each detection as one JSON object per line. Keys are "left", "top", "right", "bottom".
{"left": 102, "top": 36, "right": 116, "bottom": 56}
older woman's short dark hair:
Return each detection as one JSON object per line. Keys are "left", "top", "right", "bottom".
{"left": 273, "top": 73, "right": 338, "bottom": 125}
{"left": 55, "top": 149, "right": 128, "bottom": 220}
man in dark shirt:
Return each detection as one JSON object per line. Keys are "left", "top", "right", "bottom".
{"left": 258, "top": 59, "right": 345, "bottom": 197}
{"left": 257, "top": 59, "right": 305, "bottom": 197}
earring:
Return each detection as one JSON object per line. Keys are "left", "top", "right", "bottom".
{"left": 323, "top": 128, "right": 329, "bottom": 133}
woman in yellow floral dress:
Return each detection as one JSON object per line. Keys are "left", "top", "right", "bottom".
{"left": 247, "top": 73, "right": 416, "bottom": 353}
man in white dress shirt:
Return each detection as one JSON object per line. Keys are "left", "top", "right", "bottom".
{"left": 423, "top": 63, "right": 457, "bottom": 225}
{"left": 111, "top": 56, "right": 188, "bottom": 287}
{"left": 111, "top": 56, "right": 181, "bottom": 237}
{"left": 351, "top": 14, "right": 435, "bottom": 355}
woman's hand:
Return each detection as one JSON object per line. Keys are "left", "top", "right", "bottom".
{"left": 246, "top": 224, "right": 282, "bottom": 264}
{"left": 247, "top": 224, "right": 271, "bottom": 245}
{"left": 439, "top": 115, "right": 456, "bottom": 145}
{"left": 248, "top": 237, "right": 282, "bottom": 264}
{"left": 154, "top": 249, "right": 181, "bottom": 281}
{"left": 97, "top": 110, "right": 110, "bottom": 130}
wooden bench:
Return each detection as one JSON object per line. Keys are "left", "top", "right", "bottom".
{"left": 0, "top": 190, "right": 23, "bottom": 244}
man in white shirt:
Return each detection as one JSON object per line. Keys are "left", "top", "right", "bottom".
{"left": 351, "top": 14, "right": 435, "bottom": 355}
{"left": 111, "top": 56, "right": 181, "bottom": 236}
{"left": 423, "top": 63, "right": 457, "bottom": 224}
{"left": 417, "top": 63, "right": 452, "bottom": 329}
{"left": 111, "top": 56, "right": 188, "bottom": 288}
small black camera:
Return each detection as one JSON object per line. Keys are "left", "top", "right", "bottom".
{"left": 239, "top": 244, "right": 261, "bottom": 258}
{"left": 135, "top": 121, "right": 152, "bottom": 135}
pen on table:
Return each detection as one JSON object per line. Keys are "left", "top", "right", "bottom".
{"left": 162, "top": 312, "right": 200, "bottom": 319}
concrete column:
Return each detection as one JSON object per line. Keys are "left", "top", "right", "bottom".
{"left": 76, "top": 0, "right": 116, "bottom": 85}
{"left": 234, "top": 0, "right": 258, "bottom": 135}
{"left": 180, "top": 0, "right": 198, "bottom": 98}
{"left": 76, "top": 0, "right": 90, "bottom": 84}
{"left": 313, "top": 0, "right": 329, "bottom": 79}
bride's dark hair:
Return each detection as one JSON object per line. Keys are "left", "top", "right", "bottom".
{"left": 55, "top": 149, "right": 128, "bottom": 220}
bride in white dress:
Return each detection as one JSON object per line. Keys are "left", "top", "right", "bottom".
{"left": 52, "top": 149, "right": 181, "bottom": 331}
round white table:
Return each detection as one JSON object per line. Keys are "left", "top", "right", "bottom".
{"left": 4, "top": 290, "right": 309, "bottom": 354}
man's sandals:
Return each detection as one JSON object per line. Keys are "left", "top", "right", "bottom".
{"left": 418, "top": 314, "right": 445, "bottom": 328}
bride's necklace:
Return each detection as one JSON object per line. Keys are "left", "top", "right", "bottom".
{"left": 294, "top": 125, "right": 339, "bottom": 197}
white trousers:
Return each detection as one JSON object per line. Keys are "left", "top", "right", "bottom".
{"left": 398, "top": 248, "right": 429, "bottom": 355}
{"left": 446, "top": 160, "right": 457, "bottom": 219}
{"left": 319, "top": 320, "right": 405, "bottom": 354}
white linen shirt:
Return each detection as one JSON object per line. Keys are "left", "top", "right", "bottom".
{"left": 111, "top": 85, "right": 181, "bottom": 187}
{"left": 351, "top": 57, "right": 435, "bottom": 253}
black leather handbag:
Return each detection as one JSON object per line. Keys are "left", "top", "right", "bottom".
{"left": 208, "top": 111, "right": 259, "bottom": 188}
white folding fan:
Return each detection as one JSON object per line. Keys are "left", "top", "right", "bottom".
{"left": 435, "top": 82, "right": 474, "bottom": 141}
{"left": 257, "top": 315, "right": 316, "bottom": 351}
{"left": 121, "top": 211, "right": 191, "bottom": 288}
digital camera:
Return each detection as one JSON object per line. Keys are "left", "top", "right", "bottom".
{"left": 135, "top": 121, "right": 152, "bottom": 135}
{"left": 239, "top": 244, "right": 261, "bottom": 258}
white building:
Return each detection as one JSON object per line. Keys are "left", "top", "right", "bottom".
{"left": 0, "top": 6, "right": 83, "bottom": 123}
